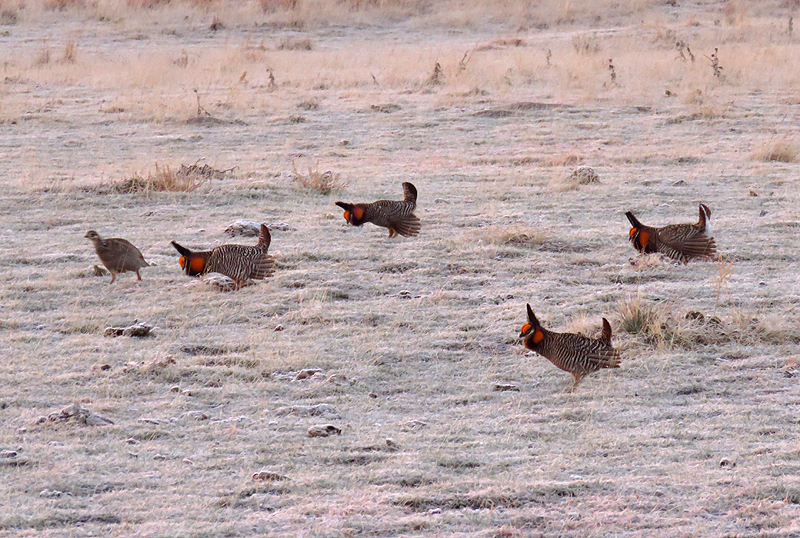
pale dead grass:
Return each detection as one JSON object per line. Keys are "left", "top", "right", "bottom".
{"left": 1, "top": 2, "right": 800, "bottom": 538}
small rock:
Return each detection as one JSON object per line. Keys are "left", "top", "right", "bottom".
{"left": 252, "top": 470, "right": 289, "bottom": 481}
{"left": 183, "top": 458, "right": 194, "bottom": 465}
{"left": 308, "top": 424, "right": 342, "bottom": 437}
{"left": 39, "top": 489, "right": 64, "bottom": 498}
{"left": 0, "top": 450, "right": 18, "bottom": 458}
{"left": 720, "top": 457, "right": 736, "bottom": 468}
{"left": 181, "top": 411, "right": 209, "bottom": 421}
{"left": 153, "top": 454, "right": 167, "bottom": 460}
{"left": 401, "top": 420, "right": 427, "bottom": 430}
{"left": 294, "top": 368, "right": 322, "bottom": 380}
{"left": 125, "top": 438, "right": 140, "bottom": 445}
{"left": 274, "top": 324, "right": 284, "bottom": 331}
{"left": 170, "top": 386, "right": 181, "bottom": 393}
{"left": 16, "top": 428, "right": 27, "bottom": 434}
{"left": 224, "top": 220, "right": 261, "bottom": 237}
{"left": 385, "top": 438, "right": 399, "bottom": 449}
{"left": 104, "top": 320, "right": 154, "bottom": 338}
{"left": 493, "top": 383, "right": 520, "bottom": 392}
{"left": 326, "top": 374, "right": 353, "bottom": 386}
{"left": 368, "top": 393, "right": 378, "bottom": 399}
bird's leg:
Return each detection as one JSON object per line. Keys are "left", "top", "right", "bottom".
{"left": 136, "top": 270, "right": 142, "bottom": 281}
{"left": 567, "top": 373, "right": 585, "bottom": 393}
{"left": 109, "top": 272, "right": 117, "bottom": 284}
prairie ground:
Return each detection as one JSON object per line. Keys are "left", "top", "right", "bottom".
{"left": 1, "top": 1, "right": 800, "bottom": 536}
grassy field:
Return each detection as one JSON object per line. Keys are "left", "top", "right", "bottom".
{"left": 2, "top": 1, "right": 800, "bottom": 536}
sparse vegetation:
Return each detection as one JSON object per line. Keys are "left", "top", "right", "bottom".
{"left": 113, "top": 163, "right": 207, "bottom": 193}
{"left": 1, "top": 2, "right": 800, "bottom": 537}
{"left": 291, "top": 161, "right": 347, "bottom": 194}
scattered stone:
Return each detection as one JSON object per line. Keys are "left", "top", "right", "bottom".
{"left": 153, "top": 454, "right": 167, "bottom": 460}
{"left": 327, "top": 373, "right": 353, "bottom": 386}
{"left": 274, "top": 404, "right": 340, "bottom": 419}
{"left": 274, "top": 324, "right": 284, "bottom": 331}
{"left": 224, "top": 220, "right": 261, "bottom": 237}
{"left": 183, "top": 458, "right": 194, "bottom": 465}
{"left": 570, "top": 166, "right": 599, "bottom": 184}
{"left": 252, "top": 470, "right": 289, "bottom": 481}
{"left": 181, "top": 411, "right": 209, "bottom": 421}
{"left": 719, "top": 457, "right": 736, "bottom": 468}
{"left": 401, "top": 420, "right": 427, "bottom": 430}
{"left": 16, "top": 428, "right": 27, "bottom": 434}
{"left": 104, "top": 320, "right": 154, "bottom": 338}
{"left": 368, "top": 393, "right": 378, "bottom": 399}
{"left": 92, "top": 363, "right": 112, "bottom": 372}
{"left": 170, "top": 386, "right": 181, "bottom": 393}
{"left": 122, "top": 356, "right": 176, "bottom": 376}
{"left": 294, "top": 368, "right": 323, "bottom": 380}
{"left": 493, "top": 383, "right": 520, "bottom": 392}
{"left": 1, "top": 450, "right": 18, "bottom": 458}
{"left": 39, "top": 489, "right": 64, "bottom": 498}
{"left": 308, "top": 424, "right": 341, "bottom": 437}
{"left": 47, "top": 403, "right": 114, "bottom": 426}
{"left": 125, "top": 438, "right": 140, "bottom": 445}
{"left": 385, "top": 438, "right": 399, "bottom": 449}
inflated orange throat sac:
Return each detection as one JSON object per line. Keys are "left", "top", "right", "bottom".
{"left": 533, "top": 328, "right": 544, "bottom": 344}
{"left": 639, "top": 231, "right": 650, "bottom": 248}
{"left": 189, "top": 257, "right": 206, "bottom": 273}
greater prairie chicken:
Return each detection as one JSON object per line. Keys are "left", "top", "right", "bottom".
{"left": 171, "top": 223, "right": 275, "bottom": 289}
{"left": 519, "top": 304, "right": 621, "bottom": 392}
{"left": 626, "top": 203, "right": 716, "bottom": 263}
{"left": 335, "top": 182, "right": 420, "bottom": 238}
{"left": 85, "top": 230, "right": 149, "bottom": 284}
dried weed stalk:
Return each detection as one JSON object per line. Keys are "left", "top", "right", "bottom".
{"left": 292, "top": 161, "right": 347, "bottom": 194}
{"left": 713, "top": 256, "right": 733, "bottom": 317}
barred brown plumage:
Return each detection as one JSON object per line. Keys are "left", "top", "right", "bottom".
{"left": 626, "top": 203, "right": 716, "bottom": 263}
{"left": 171, "top": 223, "right": 275, "bottom": 289}
{"left": 519, "top": 304, "right": 621, "bottom": 392}
{"left": 335, "top": 182, "right": 420, "bottom": 238}
{"left": 85, "top": 230, "right": 150, "bottom": 284}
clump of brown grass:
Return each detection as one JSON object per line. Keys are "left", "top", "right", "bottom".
{"left": 278, "top": 36, "right": 313, "bottom": 50}
{"left": 752, "top": 137, "right": 799, "bottom": 163}
{"left": 114, "top": 163, "right": 207, "bottom": 194}
{"left": 617, "top": 295, "right": 689, "bottom": 349}
{"left": 291, "top": 161, "right": 347, "bottom": 194}
{"left": 472, "top": 225, "right": 547, "bottom": 247}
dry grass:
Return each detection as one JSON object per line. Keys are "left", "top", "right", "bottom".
{"left": 111, "top": 163, "right": 207, "bottom": 194}
{"left": 752, "top": 136, "right": 799, "bottom": 163}
{"left": 1, "top": 2, "right": 800, "bottom": 537}
{"left": 291, "top": 161, "right": 347, "bottom": 194}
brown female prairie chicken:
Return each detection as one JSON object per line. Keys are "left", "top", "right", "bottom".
{"left": 171, "top": 223, "right": 275, "bottom": 289}
{"left": 335, "top": 182, "right": 420, "bottom": 238}
{"left": 519, "top": 304, "right": 621, "bottom": 392}
{"left": 85, "top": 230, "right": 150, "bottom": 284}
{"left": 626, "top": 203, "right": 716, "bottom": 263}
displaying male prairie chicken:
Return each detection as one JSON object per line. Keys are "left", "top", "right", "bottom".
{"left": 171, "top": 223, "right": 275, "bottom": 289}
{"left": 335, "top": 182, "right": 420, "bottom": 238}
{"left": 625, "top": 203, "right": 716, "bottom": 263}
{"left": 85, "top": 230, "right": 150, "bottom": 284}
{"left": 519, "top": 304, "right": 621, "bottom": 392}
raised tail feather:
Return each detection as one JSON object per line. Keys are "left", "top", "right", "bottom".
{"left": 402, "top": 182, "right": 417, "bottom": 205}
{"left": 625, "top": 211, "right": 643, "bottom": 229}
{"left": 258, "top": 224, "right": 271, "bottom": 249}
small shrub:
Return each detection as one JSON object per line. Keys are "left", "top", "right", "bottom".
{"left": 752, "top": 137, "right": 798, "bottom": 163}
{"left": 292, "top": 161, "right": 346, "bottom": 194}
{"left": 114, "top": 163, "right": 206, "bottom": 194}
